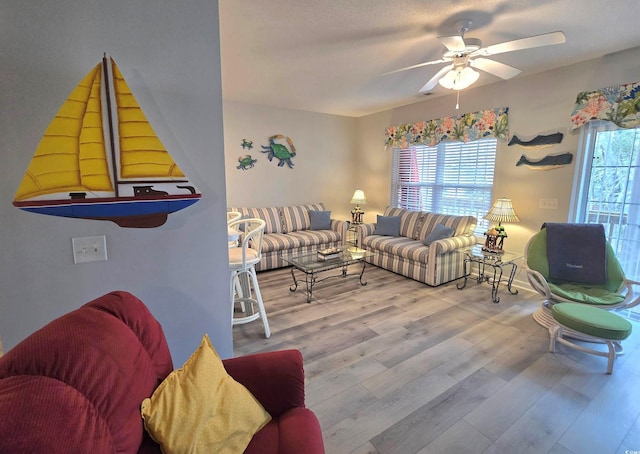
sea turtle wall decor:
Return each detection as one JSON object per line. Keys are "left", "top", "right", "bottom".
{"left": 237, "top": 154, "right": 257, "bottom": 170}
{"left": 261, "top": 134, "right": 296, "bottom": 168}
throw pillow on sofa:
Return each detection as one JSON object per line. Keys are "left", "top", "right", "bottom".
{"left": 374, "top": 215, "right": 401, "bottom": 236}
{"left": 309, "top": 210, "right": 331, "bottom": 230}
{"left": 423, "top": 223, "right": 455, "bottom": 246}
{"left": 141, "top": 334, "right": 271, "bottom": 454}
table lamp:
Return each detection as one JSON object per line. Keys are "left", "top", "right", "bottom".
{"left": 483, "top": 198, "right": 520, "bottom": 253}
{"left": 350, "top": 190, "right": 367, "bottom": 224}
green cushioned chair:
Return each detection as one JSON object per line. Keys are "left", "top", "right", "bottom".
{"left": 523, "top": 225, "right": 639, "bottom": 344}
{"left": 550, "top": 303, "right": 632, "bottom": 374}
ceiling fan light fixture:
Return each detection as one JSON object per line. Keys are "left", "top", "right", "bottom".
{"left": 438, "top": 66, "right": 479, "bottom": 90}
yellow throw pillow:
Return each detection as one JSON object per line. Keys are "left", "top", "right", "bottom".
{"left": 141, "top": 334, "right": 271, "bottom": 454}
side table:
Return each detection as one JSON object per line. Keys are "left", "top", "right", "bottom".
{"left": 347, "top": 223, "right": 360, "bottom": 248}
{"left": 456, "top": 245, "right": 521, "bottom": 303}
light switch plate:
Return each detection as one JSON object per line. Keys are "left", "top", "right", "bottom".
{"left": 539, "top": 198, "right": 558, "bottom": 209}
{"left": 72, "top": 235, "right": 107, "bottom": 264}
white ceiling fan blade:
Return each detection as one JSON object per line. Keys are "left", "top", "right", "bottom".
{"left": 438, "top": 35, "right": 466, "bottom": 52}
{"left": 419, "top": 64, "right": 455, "bottom": 92}
{"left": 470, "top": 58, "right": 521, "bottom": 79}
{"left": 476, "top": 31, "right": 566, "bottom": 56}
{"left": 382, "top": 58, "right": 450, "bottom": 76}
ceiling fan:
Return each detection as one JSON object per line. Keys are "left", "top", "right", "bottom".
{"left": 388, "top": 20, "right": 566, "bottom": 93}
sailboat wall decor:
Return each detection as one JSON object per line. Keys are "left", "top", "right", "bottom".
{"left": 13, "top": 54, "right": 201, "bottom": 228}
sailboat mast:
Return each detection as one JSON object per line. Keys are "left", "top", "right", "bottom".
{"left": 102, "top": 53, "right": 119, "bottom": 197}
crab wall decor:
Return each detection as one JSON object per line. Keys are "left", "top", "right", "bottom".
{"left": 261, "top": 134, "right": 296, "bottom": 168}
{"left": 237, "top": 154, "right": 257, "bottom": 170}
{"left": 241, "top": 139, "right": 253, "bottom": 150}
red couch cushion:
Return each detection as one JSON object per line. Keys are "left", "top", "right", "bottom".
{"left": 245, "top": 407, "right": 324, "bottom": 454}
{"left": 0, "top": 291, "right": 173, "bottom": 453}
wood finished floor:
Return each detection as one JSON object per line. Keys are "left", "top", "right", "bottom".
{"left": 233, "top": 265, "right": 640, "bottom": 454}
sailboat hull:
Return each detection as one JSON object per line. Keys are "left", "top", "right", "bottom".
{"left": 14, "top": 194, "right": 200, "bottom": 228}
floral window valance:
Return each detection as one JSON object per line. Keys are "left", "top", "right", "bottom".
{"left": 569, "top": 82, "right": 640, "bottom": 131}
{"left": 384, "top": 107, "right": 509, "bottom": 148}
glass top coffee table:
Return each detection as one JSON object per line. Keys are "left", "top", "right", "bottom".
{"left": 282, "top": 247, "right": 374, "bottom": 302}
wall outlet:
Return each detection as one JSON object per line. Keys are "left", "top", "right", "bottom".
{"left": 539, "top": 198, "right": 558, "bottom": 210}
{"left": 72, "top": 235, "right": 107, "bottom": 264}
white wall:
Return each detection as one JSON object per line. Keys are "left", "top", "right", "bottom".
{"left": 0, "top": 1, "right": 233, "bottom": 363}
{"left": 355, "top": 46, "right": 640, "bottom": 271}
{"left": 224, "top": 101, "right": 357, "bottom": 220}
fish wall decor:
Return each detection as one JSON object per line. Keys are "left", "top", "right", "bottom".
{"left": 516, "top": 152, "right": 573, "bottom": 170}
{"left": 508, "top": 132, "right": 564, "bottom": 149}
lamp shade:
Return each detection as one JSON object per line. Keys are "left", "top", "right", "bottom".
{"left": 484, "top": 198, "right": 520, "bottom": 223}
{"left": 350, "top": 190, "right": 367, "bottom": 205}
{"left": 438, "top": 66, "right": 480, "bottom": 90}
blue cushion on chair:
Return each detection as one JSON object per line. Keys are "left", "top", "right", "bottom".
{"left": 374, "top": 215, "right": 401, "bottom": 236}
{"left": 309, "top": 210, "right": 331, "bottom": 230}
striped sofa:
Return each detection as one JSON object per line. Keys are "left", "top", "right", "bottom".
{"left": 356, "top": 207, "right": 477, "bottom": 286}
{"left": 229, "top": 203, "right": 348, "bottom": 271}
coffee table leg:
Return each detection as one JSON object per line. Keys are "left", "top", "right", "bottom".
{"left": 289, "top": 267, "right": 314, "bottom": 303}
{"left": 359, "top": 260, "right": 368, "bottom": 286}
{"left": 289, "top": 267, "right": 299, "bottom": 292}
{"left": 304, "top": 271, "right": 315, "bottom": 303}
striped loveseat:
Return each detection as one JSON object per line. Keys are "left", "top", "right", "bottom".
{"left": 229, "top": 203, "right": 348, "bottom": 272}
{"left": 356, "top": 207, "right": 477, "bottom": 286}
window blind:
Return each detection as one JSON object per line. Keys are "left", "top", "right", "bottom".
{"left": 391, "top": 138, "right": 497, "bottom": 235}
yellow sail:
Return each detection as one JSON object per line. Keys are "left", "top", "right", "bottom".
{"left": 14, "top": 64, "right": 113, "bottom": 201}
{"left": 111, "top": 59, "right": 185, "bottom": 179}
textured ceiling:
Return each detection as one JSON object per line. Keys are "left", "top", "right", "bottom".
{"left": 219, "top": 0, "right": 640, "bottom": 117}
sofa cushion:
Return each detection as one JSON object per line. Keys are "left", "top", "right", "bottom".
{"left": 288, "top": 230, "right": 342, "bottom": 247}
{"left": 281, "top": 203, "right": 325, "bottom": 233}
{"left": 374, "top": 215, "right": 401, "bottom": 236}
{"left": 141, "top": 335, "right": 271, "bottom": 454}
{"left": 362, "top": 235, "right": 430, "bottom": 262}
{"left": 261, "top": 233, "right": 302, "bottom": 253}
{"left": 417, "top": 213, "right": 476, "bottom": 240}
{"left": 384, "top": 206, "right": 422, "bottom": 239}
{"left": 309, "top": 210, "right": 331, "bottom": 230}
{"left": 423, "top": 223, "right": 455, "bottom": 245}
{"left": 231, "top": 207, "right": 282, "bottom": 234}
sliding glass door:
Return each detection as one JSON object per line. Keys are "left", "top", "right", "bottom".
{"left": 570, "top": 121, "right": 640, "bottom": 281}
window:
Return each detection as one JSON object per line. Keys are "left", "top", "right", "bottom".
{"left": 570, "top": 121, "right": 640, "bottom": 280}
{"left": 390, "top": 138, "right": 497, "bottom": 235}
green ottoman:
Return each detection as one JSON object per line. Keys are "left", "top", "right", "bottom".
{"left": 550, "top": 303, "right": 632, "bottom": 374}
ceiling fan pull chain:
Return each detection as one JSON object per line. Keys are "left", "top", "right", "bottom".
{"left": 456, "top": 89, "right": 460, "bottom": 109}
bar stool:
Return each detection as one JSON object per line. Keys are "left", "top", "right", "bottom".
{"left": 228, "top": 218, "right": 270, "bottom": 338}
{"left": 227, "top": 211, "right": 242, "bottom": 223}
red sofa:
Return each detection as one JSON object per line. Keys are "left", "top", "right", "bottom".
{"left": 0, "top": 291, "right": 324, "bottom": 453}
